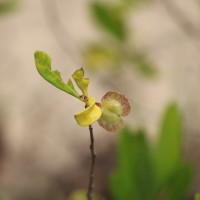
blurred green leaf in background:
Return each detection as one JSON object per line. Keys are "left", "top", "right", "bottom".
{"left": 122, "top": 0, "right": 152, "bottom": 8}
{"left": 110, "top": 128, "right": 155, "bottom": 200}
{"left": 83, "top": 43, "right": 121, "bottom": 71}
{"left": 83, "top": 0, "right": 156, "bottom": 78}
{"left": 128, "top": 50, "right": 157, "bottom": 77}
{"left": 110, "top": 103, "right": 194, "bottom": 200}
{"left": 90, "top": 2, "right": 127, "bottom": 41}
{"left": 68, "top": 190, "right": 88, "bottom": 200}
{"left": 196, "top": 193, "right": 200, "bottom": 200}
{"left": 153, "top": 103, "right": 182, "bottom": 185}
{"left": 0, "top": 0, "right": 17, "bottom": 15}
{"left": 67, "top": 190, "right": 101, "bottom": 200}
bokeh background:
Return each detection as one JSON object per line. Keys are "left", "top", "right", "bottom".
{"left": 0, "top": 0, "right": 200, "bottom": 199}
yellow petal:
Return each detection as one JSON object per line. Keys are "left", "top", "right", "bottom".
{"left": 74, "top": 97, "right": 102, "bottom": 126}
{"left": 72, "top": 68, "right": 89, "bottom": 96}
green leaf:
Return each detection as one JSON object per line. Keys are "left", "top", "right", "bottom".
{"left": 110, "top": 128, "right": 156, "bottom": 200}
{"left": 153, "top": 103, "right": 182, "bottom": 186}
{"left": 195, "top": 193, "right": 200, "bottom": 200}
{"left": 90, "top": 2, "right": 127, "bottom": 41}
{"left": 34, "top": 51, "right": 80, "bottom": 99}
{"left": 165, "top": 164, "right": 193, "bottom": 200}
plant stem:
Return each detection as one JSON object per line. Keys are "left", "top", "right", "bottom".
{"left": 87, "top": 125, "right": 96, "bottom": 200}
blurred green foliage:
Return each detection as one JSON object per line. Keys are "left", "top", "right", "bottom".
{"left": 110, "top": 103, "right": 194, "bottom": 200}
{"left": 67, "top": 190, "right": 100, "bottom": 200}
{"left": 0, "top": 0, "right": 17, "bottom": 14}
{"left": 196, "top": 193, "right": 200, "bottom": 200}
{"left": 91, "top": 2, "right": 126, "bottom": 41}
{"left": 83, "top": 0, "right": 156, "bottom": 77}
{"left": 129, "top": 50, "right": 157, "bottom": 76}
{"left": 67, "top": 190, "right": 88, "bottom": 200}
{"left": 83, "top": 43, "right": 121, "bottom": 71}
{"left": 122, "top": 0, "right": 151, "bottom": 7}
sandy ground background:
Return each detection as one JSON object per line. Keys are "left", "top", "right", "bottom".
{"left": 0, "top": 0, "right": 200, "bottom": 199}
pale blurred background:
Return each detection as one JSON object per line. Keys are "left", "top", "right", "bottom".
{"left": 0, "top": 0, "right": 200, "bottom": 199}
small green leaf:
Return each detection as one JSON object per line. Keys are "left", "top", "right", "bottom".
{"left": 153, "top": 103, "right": 182, "bottom": 186}
{"left": 34, "top": 51, "right": 80, "bottom": 99}
{"left": 195, "top": 193, "right": 200, "bottom": 200}
{"left": 90, "top": 2, "right": 127, "bottom": 41}
{"left": 72, "top": 68, "right": 89, "bottom": 96}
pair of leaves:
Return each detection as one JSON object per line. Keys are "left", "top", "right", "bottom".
{"left": 110, "top": 103, "right": 193, "bottom": 200}
{"left": 34, "top": 51, "right": 89, "bottom": 100}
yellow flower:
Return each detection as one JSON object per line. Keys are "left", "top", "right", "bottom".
{"left": 34, "top": 51, "right": 130, "bottom": 131}
{"left": 72, "top": 71, "right": 131, "bottom": 130}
